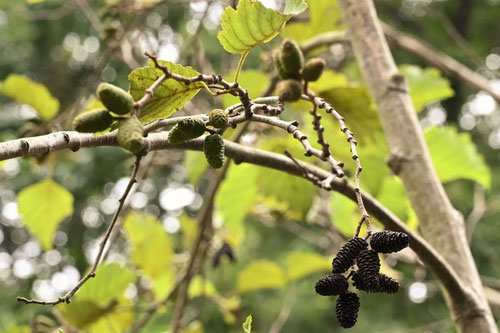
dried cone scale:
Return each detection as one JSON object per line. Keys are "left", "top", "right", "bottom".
{"left": 370, "top": 231, "right": 410, "bottom": 253}
{"left": 315, "top": 274, "right": 348, "bottom": 296}
{"left": 336, "top": 291, "right": 360, "bottom": 328}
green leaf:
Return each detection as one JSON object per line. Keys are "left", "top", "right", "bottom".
{"left": 376, "top": 176, "right": 410, "bottom": 221}
{"left": 242, "top": 315, "right": 252, "bottom": 333}
{"left": 188, "top": 276, "right": 219, "bottom": 299}
{"left": 319, "top": 86, "right": 382, "bottom": 143}
{"left": 283, "top": 0, "right": 343, "bottom": 42}
{"left": 2, "top": 326, "right": 30, "bottom": 333}
{"left": 124, "top": 212, "right": 174, "bottom": 278}
{"left": 185, "top": 151, "right": 208, "bottom": 184}
{"left": 284, "top": 0, "right": 309, "bottom": 15}
{"left": 330, "top": 192, "right": 358, "bottom": 237}
{"left": 400, "top": 65, "right": 454, "bottom": 112}
{"left": 17, "top": 179, "right": 74, "bottom": 250}
{"left": 237, "top": 259, "right": 287, "bottom": 293}
{"left": 216, "top": 163, "right": 258, "bottom": 245}
{"left": 0, "top": 74, "right": 59, "bottom": 120}
{"left": 58, "top": 299, "right": 134, "bottom": 332}
{"left": 286, "top": 251, "right": 331, "bottom": 281}
{"left": 128, "top": 60, "right": 204, "bottom": 124}
{"left": 425, "top": 126, "right": 491, "bottom": 189}
{"left": 76, "top": 263, "right": 136, "bottom": 306}
{"left": 258, "top": 137, "right": 317, "bottom": 217}
{"left": 217, "top": 0, "right": 302, "bottom": 55}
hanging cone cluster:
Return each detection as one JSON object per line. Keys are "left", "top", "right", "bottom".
{"left": 314, "top": 274, "right": 348, "bottom": 296}
{"left": 336, "top": 291, "right": 360, "bottom": 329}
{"left": 370, "top": 231, "right": 410, "bottom": 253}
{"left": 273, "top": 39, "right": 327, "bottom": 102}
{"left": 168, "top": 117, "right": 206, "bottom": 144}
{"left": 332, "top": 237, "right": 368, "bottom": 273}
{"left": 315, "top": 230, "right": 408, "bottom": 328}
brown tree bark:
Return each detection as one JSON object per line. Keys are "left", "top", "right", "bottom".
{"left": 337, "top": 0, "right": 497, "bottom": 332}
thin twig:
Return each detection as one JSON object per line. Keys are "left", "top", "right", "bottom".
{"left": 17, "top": 155, "right": 143, "bottom": 305}
{"left": 268, "top": 285, "right": 297, "bottom": 333}
{"left": 316, "top": 98, "right": 372, "bottom": 236}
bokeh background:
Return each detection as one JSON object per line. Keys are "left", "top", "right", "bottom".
{"left": 0, "top": 0, "right": 499, "bottom": 332}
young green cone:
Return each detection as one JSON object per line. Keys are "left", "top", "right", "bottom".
{"left": 168, "top": 117, "right": 206, "bottom": 144}
{"left": 97, "top": 82, "right": 134, "bottom": 115}
{"left": 279, "top": 39, "right": 304, "bottom": 74}
{"left": 277, "top": 79, "right": 303, "bottom": 102}
{"left": 117, "top": 117, "right": 144, "bottom": 154}
{"left": 73, "top": 109, "right": 113, "bottom": 133}
{"left": 209, "top": 109, "right": 228, "bottom": 128}
{"left": 204, "top": 134, "right": 225, "bottom": 169}
{"left": 303, "top": 58, "right": 326, "bottom": 82}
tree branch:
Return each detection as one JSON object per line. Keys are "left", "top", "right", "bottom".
{"left": 4, "top": 128, "right": 473, "bottom": 313}
{"left": 298, "top": 26, "right": 500, "bottom": 104}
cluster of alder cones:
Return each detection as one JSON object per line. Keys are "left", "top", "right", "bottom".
{"left": 315, "top": 230, "right": 410, "bottom": 328}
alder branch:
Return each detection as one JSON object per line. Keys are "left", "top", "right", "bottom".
{"left": 3, "top": 130, "right": 471, "bottom": 308}
{"left": 299, "top": 27, "right": 500, "bottom": 104}
{"left": 17, "top": 155, "right": 143, "bottom": 305}
{"left": 382, "top": 23, "right": 500, "bottom": 103}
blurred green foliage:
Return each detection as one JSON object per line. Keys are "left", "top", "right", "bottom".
{"left": 0, "top": 0, "right": 499, "bottom": 332}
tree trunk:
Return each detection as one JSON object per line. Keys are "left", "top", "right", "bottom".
{"left": 337, "top": 0, "right": 497, "bottom": 332}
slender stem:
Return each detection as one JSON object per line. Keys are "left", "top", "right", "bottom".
{"left": 17, "top": 156, "right": 143, "bottom": 306}
{"left": 234, "top": 50, "right": 249, "bottom": 83}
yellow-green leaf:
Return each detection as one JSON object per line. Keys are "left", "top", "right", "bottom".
{"left": 0, "top": 74, "right": 59, "bottom": 120}
{"left": 17, "top": 179, "right": 74, "bottom": 250}
{"left": 237, "top": 259, "right": 287, "bottom": 293}
{"left": 330, "top": 193, "right": 358, "bottom": 237}
{"left": 216, "top": 163, "right": 258, "bottom": 245}
{"left": 217, "top": 0, "right": 306, "bottom": 55}
{"left": 124, "top": 212, "right": 173, "bottom": 278}
{"left": 242, "top": 315, "right": 252, "bottom": 333}
{"left": 400, "top": 65, "right": 454, "bottom": 112}
{"left": 2, "top": 326, "right": 30, "bottom": 333}
{"left": 128, "top": 60, "right": 204, "bottom": 124}
{"left": 59, "top": 299, "right": 133, "bottom": 332}
{"left": 286, "top": 251, "right": 331, "bottom": 281}
{"left": 76, "top": 263, "right": 136, "bottom": 306}
{"left": 425, "top": 126, "right": 491, "bottom": 189}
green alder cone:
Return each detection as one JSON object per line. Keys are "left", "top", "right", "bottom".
{"left": 209, "top": 109, "right": 228, "bottom": 128}
{"left": 274, "top": 50, "right": 301, "bottom": 80}
{"left": 204, "top": 134, "right": 225, "bottom": 169}
{"left": 97, "top": 82, "right": 134, "bottom": 115}
{"left": 168, "top": 117, "right": 206, "bottom": 144}
{"left": 73, "top": 109, "right": 113, "bottom": 133}
{"left": 303, "top": 58, "right": 326, "bottom": 82}
{"left": 279, "top": 39, "right": 304, "bottom": 75}
{"left": 277, "top": 79, "right": 303, "bottom": 102}
{"left": 117, "top": 117, "right": 145, "bottom": 154}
